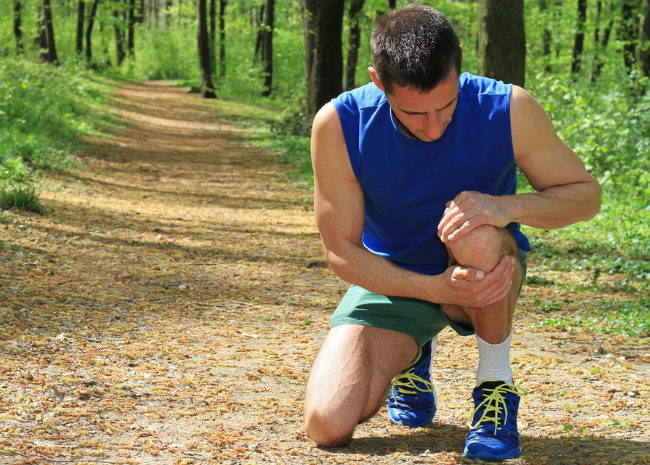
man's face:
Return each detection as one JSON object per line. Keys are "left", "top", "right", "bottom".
{"left": 380, "top": 71, "right": 460, "bottom": 143}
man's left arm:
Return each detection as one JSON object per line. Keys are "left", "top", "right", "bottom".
{"left": 438, "top": 85, "right": 601, "bottom": 243}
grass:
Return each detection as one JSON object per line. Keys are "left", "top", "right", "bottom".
{"left": 0, "top": 184, "right": 44, "bottom": 214}
{"left": 0, "top": 57, "right": 114, "bottom": 212}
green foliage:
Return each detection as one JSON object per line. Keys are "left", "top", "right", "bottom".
{"left": 130, "top": 26, "right": 198, "bottom": 80}
{"left": 270, "top": 106, "right": 313, "bottom": 138}
{"left": 0, "top": 57, "right": 109, "bottom": 185}
{"left": 0, "top": 183, "right": 44, "bottom": 214}
{"left": 535, "top": 295, "right": 650, "bottom": 336}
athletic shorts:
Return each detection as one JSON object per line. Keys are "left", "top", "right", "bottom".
{"left": 330, "top": 249, "right": 528, "bottom": 349}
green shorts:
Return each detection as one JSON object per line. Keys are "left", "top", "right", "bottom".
{"left": 330, "top": 249, "right": 527, "bottom": 349}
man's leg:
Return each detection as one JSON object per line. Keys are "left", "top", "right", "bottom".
{"left": 441, "top": 224, "right": 521, "bottom": 347}
{"left": 441, "top": 225, "right": 526, "bottom": 462}
{"left": 304, "top": 324, "right": 417, "bottom": 447}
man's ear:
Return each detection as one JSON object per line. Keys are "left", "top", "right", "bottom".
{"left": 368, "top": 67, "right": 385, "bottom": 92}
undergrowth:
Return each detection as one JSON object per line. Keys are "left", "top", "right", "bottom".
{"left": 0, "top": 184, "right": 44, "bottom": 214}
{"left": 0, "top": 58, "right": 111, "bottom": 210}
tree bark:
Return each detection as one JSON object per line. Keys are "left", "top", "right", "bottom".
{"left": 304, "top": 0, "right": 346, "bottom": 115}
{"left": 114, "top": 6, "right": 126, "bottom": 66}
{"left": 209, "top": 0, "right": 216, "bottom": 79}
{"left": 219, "top": 0, "right": 227, "bottom": 78}
{"left": 538, "top": 0, "right": 552, "bottom": 56}
{"left": 261, "top": 0, "right": 274, "bottom": 97}
{"left": 478, "top": 0, "right": 526, "bottom": 87}
{"left": 345, "top": 0, "right": 365, "bottom": 90}
{"left": 128, "top": 0, "right": 135, "bottom": 57}
{"left": 76, "top": 0, "right": 85, "bottom": 54}
{"left": 86, "top": 0, "right": 100, "bottom": 61}
{"left": 13, "top": 0, "right": 22, "bottom": 52}
{"left": 621, "top": 0, "right": 640, "bottom": 71}
{"left": 136, "top": 0, "right": 144, "bottom": 23}
{"left": 40, "top": 0, "right": 59, "bottom": 65}
{"left": 571, "top": 0, "right": 587, "bottom": 73}
{"left": 590, "top": 1, "right": 614, "bottom": 81}
{"left": 255, "top": 4, "right": 265, "bottom": 59}
{"left": 198, "top": 0, "right": 217, "bottom": 97}
{"left": 303, "top": 0, "right": 317, "bottom": 91}
{"left": 639, "top": 0, "right": 650, "bottom": 77}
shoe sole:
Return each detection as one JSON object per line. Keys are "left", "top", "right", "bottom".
{"left": 463, "top": 446, "right": 521, "bottom": 462}
{"left": 388, "top": 409, "right": 436, "bottom": 428}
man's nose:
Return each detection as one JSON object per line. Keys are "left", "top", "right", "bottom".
{"left": 424, "top": 113, "right": 443, "bottom": 139}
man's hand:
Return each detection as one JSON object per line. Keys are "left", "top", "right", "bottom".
{"left": 437, "top": 191, "right": 512, "bottom": 243}
{"left": 430, "top": 255, "right": 515, "bottom": 308}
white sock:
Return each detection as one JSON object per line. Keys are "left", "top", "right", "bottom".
{"left": 475, "top": 330, "right": 513, "bottom": 386}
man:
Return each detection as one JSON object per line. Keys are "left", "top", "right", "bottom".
{"left": 304, "top": 4, "right": 600, "bottom": 462}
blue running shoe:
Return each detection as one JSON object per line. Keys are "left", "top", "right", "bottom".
{"left": 464, "top": 380, "right": 528, "bottom": 462}
{"left": 387, "top": 338, "right": 436, "bottom": 428}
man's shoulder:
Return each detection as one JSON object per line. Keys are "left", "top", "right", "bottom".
{"left": 459, "top": 73, "right": 512, "bottom": 98}
{"left": 333, "top": 82, "right": 387, "bottom": 117}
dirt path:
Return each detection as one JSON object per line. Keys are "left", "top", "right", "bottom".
{"left": 1, "top": 81, "right": 648, "bottom": 465}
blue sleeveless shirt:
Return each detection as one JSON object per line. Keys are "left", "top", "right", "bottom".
{"left": 332, "top": 72, "right": 531, "bottom": 277}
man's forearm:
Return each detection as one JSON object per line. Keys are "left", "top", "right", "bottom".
{"left": 326, "top": 239, "right": 433, "bottom": 301}
{"left": 507, "top": 180, "right": 601, "bottom": 230}
{"left": 324, "top": 238, "right": 515, "bottom": 309}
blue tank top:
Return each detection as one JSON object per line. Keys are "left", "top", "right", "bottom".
{"left": 332, "top": 73, "right": 531, "bottom": 276}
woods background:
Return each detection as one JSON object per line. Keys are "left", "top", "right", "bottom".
{"left": 0, "top": 0, "right": 649, "bottom": 335}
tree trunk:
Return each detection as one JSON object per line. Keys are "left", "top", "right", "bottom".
{"left": 387, "top": 0, "right": 395, "bottom": 9}
{"left": 255, "top": 4, "right": 265, "bottom": 59}
{"left": 210, "top": 0, "right": 216, "bottom": 78}
{"left": 261, "top": 0, "right": 274, "bottom": 97}
{"left": 345, "top": 0, "right": 365, "bottom": 90}
{"left": 198, "top": 0, "right": 217, "bottom": 97}
{"left": 14, "top": 0, "right": 23, "bottom": 52}
{"left": 304, "top": 0, "right": 346, "bottom": 115}
{"left": 219, "top": 0, "right": 227, "bottom": 78}
{"left": 114, "top": 6, "right": 126, "bottom": 66}
{"left": 86, "top": 0, "right": 100, "bottom": 61}
{"left": 571, "top": 0, "right": 587, "bottom": 73}
{"left": 621, "top": 0, "right": 640, "bottom": 71}
{"left": 538, "top": 0, "right": 551, "bottom": 56}
{"left": 303, "top": 0, "right": 317, "bottom": 90}
{"left": 136, "top": 0, "right": 144, "bottom": 23}
{"left": 76, "top": 0, "right": 85, "bottom": 54}
{"left": 40, "top": 0, "right": 59, "bottom": 65}
{"left": 38, "top": 17, "right": 47, "bottom": 60}
{"left": 478, "top": 0, "right": 526, "bottom": 87}
{"left": 589, "top": 1, "right": 614, "bottom": 81}
{"left": 158, "top": 0, "right": 167, "bottom": 30}
{"left": 638, "top": 0, "right": 650, "bottom": 77}
{"left": 127, "top": 0, "right": 135, "bottom": 56}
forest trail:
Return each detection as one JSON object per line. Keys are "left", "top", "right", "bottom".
{"left": 1, "top": 81, "right": 649, "bottom": 465}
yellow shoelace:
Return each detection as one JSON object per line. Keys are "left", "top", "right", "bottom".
{"left": 391, "top": 371, "right": 434, "bottom": 396}
{"left": 469, "top": 381, "right": 528, "bottom": 433}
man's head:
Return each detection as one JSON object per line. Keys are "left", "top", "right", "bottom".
{"left": 370, "top": 4, "right": 462, "bottom": 94}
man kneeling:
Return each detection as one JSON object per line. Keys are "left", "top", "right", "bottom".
{"left": 305, "top": 4, "right": 600, "bottom": 461}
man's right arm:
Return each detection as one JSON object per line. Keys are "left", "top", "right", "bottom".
{"left": 311, "top": 103, "right": 514, "bottom": 308}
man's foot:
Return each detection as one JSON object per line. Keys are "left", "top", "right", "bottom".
{"left": 387, "top": 339, "right": 436, "bottom": 428}
{"left": 464, "top": 380, "right": 528, "bottom": 462}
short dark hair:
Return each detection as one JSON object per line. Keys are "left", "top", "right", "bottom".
{"left": 371, "top": 4, "right": 462, "bottom": 94}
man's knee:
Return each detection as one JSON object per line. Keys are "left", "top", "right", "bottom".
{"left": 446, "top": 225, "right": 517, "bottom": 272}
{"left": 304, "top": 407, "right": 354, "bottom": 447}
